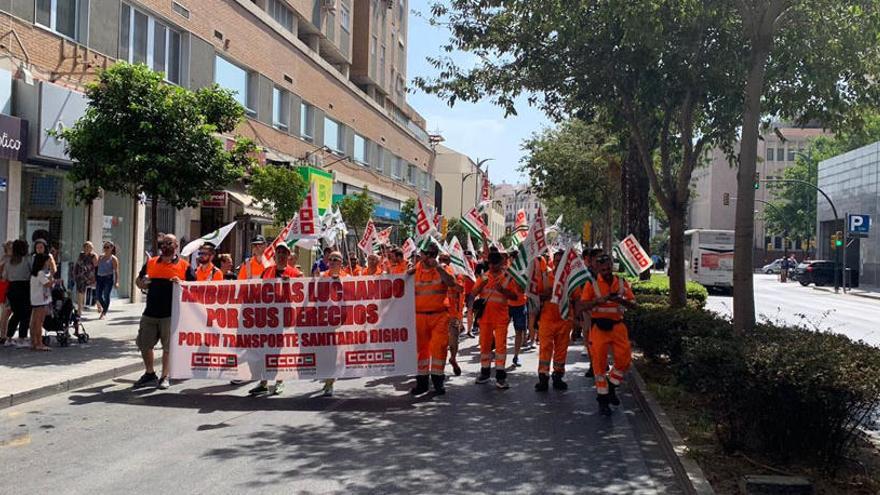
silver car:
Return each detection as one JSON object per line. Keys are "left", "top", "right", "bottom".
{"left": 762, "top": 259, "right": 784, "bottom": 274}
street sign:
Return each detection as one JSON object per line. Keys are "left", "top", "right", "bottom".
{"left": 847, "top": 214, "right": 870, "bottom": 237}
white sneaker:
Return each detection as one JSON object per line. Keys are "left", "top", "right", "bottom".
{"left": 13, "top": 338, "right": 29, "bottom": 348}
{"left": 3, "top": 339, "right": 12, "bottom": 347}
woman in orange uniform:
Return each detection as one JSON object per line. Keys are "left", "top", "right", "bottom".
{"left": 534, "top": 250, "right": 573, "bottom": 391}
{"left": 471, "top": 251, "right": 522, "bottom": 389}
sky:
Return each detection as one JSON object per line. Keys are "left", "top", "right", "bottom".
{"left": 406, "top": 0, "right": 551, "bottom": 186}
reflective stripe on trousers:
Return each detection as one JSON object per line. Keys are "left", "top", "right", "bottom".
{"left": 416, "top": 311, "right": 449, "bottom": 376}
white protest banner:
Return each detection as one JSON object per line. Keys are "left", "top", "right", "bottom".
{"left": 618, "top": 234, "right": 653, "bottom": 275}
{"left": 358, "top": 219, "right": 377, "bottom": 254}
{"left": 377, "top": 227, "right": 392, "bottom": 246}
{"left": 551, "top": 244, "right": 592, "bottom": 319}
{"left": 508, "top": 206, "right": 548, "bottom": 288}
{"left": 169, "top": 275, "right": 416, "bottom": 380}
{"left": 414, "top": 197, "right": 438, "bottom": 246}
{"left": 402, "top": 238, "right": 417, "bottom": 260}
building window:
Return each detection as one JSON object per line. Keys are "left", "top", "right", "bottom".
{"left": 766, "top": 147, "right": 774, "bottom": 161}
{"left": 375, "top": 146, "right": 385, "bottom": 173}
{"left": 340, "top": 4, "right": 351, "bottom": 32}
{"left": 776, "top": 147, "right": 784, "bottom": 161}
{"left": 324, "top": 117, "right": 343, "bottom": 154}
{"left": 421, "top": 172, "right": 429, "bottom": 192}
{"left": 120, "top": 3, "right": 182, "bottom": 84}
{"left": 272, "top": 87, "right": 289, "bottom": 131}
{"left": 371, "top": 36, "right": 377, "bottom": 56}
{"left": 267, "top": 0, "right": 294, "bottom": 31}
{"left": 214, "top": 56, "right": 256, "bottom": 114}
{"left": 36, "top": 0, "right": 79, "bottom": 40}
{"left": 391, "top": 157, "right": 403, "bottom": 179}
{"left": 354, "top": 134, "right": 368, "bottom": 165}
{"left": 398, "top": 0, "right": 405, "bottom": 21}
{"left": 300, "top": 102, "right": 315, "bottom": 141}
{"left": 406, "top": 164, "right": 415, "bottom": 185}
{"left": 787, "top": 147, "right": 796, "bottom": 161}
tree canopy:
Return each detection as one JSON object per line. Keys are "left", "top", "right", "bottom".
{"left": 338, "top": 189, "right": 378, "bottom": 235}
{"left": 247, "top": 164, "right": 309, "bottom": 226}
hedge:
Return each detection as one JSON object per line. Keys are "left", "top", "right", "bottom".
{"left": 628, "top": 304, "right": 880, "bottom": 465}
{"left": 627, "top": 274, "right": 709, "bottom": 307}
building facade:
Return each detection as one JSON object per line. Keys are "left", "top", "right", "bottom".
{"left": 688, "top": 124, "right": 829, "bottom": 266}
{"left": 817, "top": 142, "right": 880, "bottom": 287}
{"left": 495, "top": 183, "right": 546, "bottom": 235}
{"left": 0, "top": 0, "right": 433, "bottom": 300}
{"left": 433, "top": 145, "right": 503, "bottom": 240}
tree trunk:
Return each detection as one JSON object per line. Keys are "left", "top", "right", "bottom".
{"left": 667, "top": 209, "right": 687, "bottom": 308}
{"left": 733, "top": 39, "right": 772, "bottom": 334}
{"left": 150, "top": 196, "right": 159, "bottom": 256}
{"left": 621, "top": 139, "right": 652, "bottom": 280}
{"left": 603, "top": 202, "right": 613, "bottom": 252}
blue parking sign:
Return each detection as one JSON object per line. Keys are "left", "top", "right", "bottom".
{"left": 848, "top": 214, "right": 870, "bottom": 234}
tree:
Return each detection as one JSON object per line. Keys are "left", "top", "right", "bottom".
{"left": 732, "top": 1, "right": 880, "bottom": 332}
{"left": 399, "top": 198, "right": 417, "bottom": 239}
{"left": 338, "top": 188, "right": 378, "bottom": 242}
{"left": 247, "top": 164, "right": 309, "bottom": 226}
{"left": 444, "top": 217, "right": 469, "bottom": 243}
{"left": 521, "top": 119, "right": 622, "bottom": 251}
{"left": 418, "top": 1, "right": 744, "bottom": 307}
{"left": 58, "top": 62, "right": 252, "bottom": 253}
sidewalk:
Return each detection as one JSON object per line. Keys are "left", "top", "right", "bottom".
{"left": 0, "top": 302, "right": 145, "bottom": 408}
{"left": 813, "top": 285, "right": 880, "bottom": 301}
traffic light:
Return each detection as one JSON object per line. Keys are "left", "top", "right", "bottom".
{"left": 754, "top": 172, "right": 760, "bottom": 190}
{"left": 722, "top": 192, "right": 730, "bottom": 206}
{"left": 835, "top": 231, "right": 843, "bottom": 247}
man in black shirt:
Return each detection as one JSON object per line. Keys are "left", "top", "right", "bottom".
{"left": 132, "top": 234, "right": 196, "bottom": 390}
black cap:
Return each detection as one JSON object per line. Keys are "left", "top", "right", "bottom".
{"left": 251, "top": 235, "right": 266, "bottom": 245}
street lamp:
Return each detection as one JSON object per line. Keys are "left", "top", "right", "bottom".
{"left": 460, "top": 158, "right": 494, "bottom": 217}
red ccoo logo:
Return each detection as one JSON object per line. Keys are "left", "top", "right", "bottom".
{"left": 345, "top": 349, "right": 395, "bottom": 365}
{"left": 191, "top": 353, "right": 237, "bottom": 368}
{"left": 265, "top": 353, "right": 316, "bottom": 369}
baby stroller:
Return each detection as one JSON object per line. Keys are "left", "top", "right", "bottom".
{"left": 42, "top": 286, "right": 89, "bottom": 347}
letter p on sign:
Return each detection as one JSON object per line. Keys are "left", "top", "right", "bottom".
{"left": 849, "top": 214, "right": 870, "bottom": 234}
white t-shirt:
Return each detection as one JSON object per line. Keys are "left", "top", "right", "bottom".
{"left": 30, "top": 271, "right": 52, "bottom": 307}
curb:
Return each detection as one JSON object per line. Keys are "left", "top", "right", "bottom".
{"left": 0, "top": 360, "right": 143, "bottom": 410}
{"left": 630, "top": 366, "right": 716, "bottom": 495}
{"left": 812, "top": 286, "right": 880, "bottom": 301}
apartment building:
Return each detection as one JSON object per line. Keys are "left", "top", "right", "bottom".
{"left": 432, "top": 144, "right": 504, "bottom": 240}
{"left": 495, "top": 183, "right": 547, "bottom": 235}
{"left": 0, "top": 0, "right": 433, "bottom": 300}
{"left": 688, "top": 124, "right": 828, "bottom": 266}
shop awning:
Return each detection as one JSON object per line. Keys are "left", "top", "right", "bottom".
{"left": 227, "top": 190, "right": 273, "bottom": 223}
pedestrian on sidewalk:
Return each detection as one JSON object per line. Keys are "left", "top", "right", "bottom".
{"left": 318, "top": 251, "right": 348, "bottom": 397}
{"left": 5, "top": 240, "right": 31, "bottom": 346}
{"left": 248, "top": 243, "right": 299, "bottom": 397}
{"left": 95, "top": 242, "right": 119, "bottom": 319}
{"left": 74, "top": 242, "right": 99, "bottom": 316}
{"left": 0, "top": 241, "right": 12, "bottom": 344}
{"left": 28, "top": 252, "right": 53, "bottom": 352}
{"left": 132, "top": 234, "right": 195, "bottom": 390}
{"left": 580, "top": 253, "right": 638, "bottom": 416}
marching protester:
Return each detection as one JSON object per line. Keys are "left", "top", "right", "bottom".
{"left": 345, "top": 254, "right": 362, "bottom": 276}
{"left": 534, "top": 250, "right": 573, "bottom": 391}
{"left": 471, "top": 251, "right": 522, "bottom": 389}
{"left": 311, "top": 246, "right": 333, "bottom": 276}
{"left": 579, "top": 248, "right": 604, "bottom": 377}
{"left": 363, "top": 253, "right": 383, "bottom": 275}
{"left": 217, "top": 254, "right": 237, "bottom": 280}
{"left": 386, "top": 247, "right": 409, "bottom": 274}
{"left": 409, "top": 243, "right": 457, "bottom": 395}
{"left": 133, "top": 234, "right": 195, "bottom": 390}
{"left": 249, "top": 243, "right": 300, "bottom": 397}
{"left": 319, "top": 251, "right": 348, "bottom": 397}
{"left": 238, "top": 236, "right": 266, "bottom": 279}
{"left": 286, "top": 249, "right": 305, "bottom": 277}
{"left": 95, "top": 242, "right": 120, "bottom": 319}
{"left": 580, "top": 253, "right": 637, "bottom": 415}
{"left": 194, "top": 243, "right": 223, "bottom": 281}
{"left": 439, "top": 253, "right": 464, "bottom": 376}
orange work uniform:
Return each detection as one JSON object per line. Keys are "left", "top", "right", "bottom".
{"left": 387, "top": 260, "right": 409, "bottom": 275}
{"left": 414, "top": 262, "right": 453, "bottom": 376}
{"left": 536, "top": 270, "right": 572, "bottom": 375}
{"left": 580, "top": 275, "right": 635, "bottom": 395}
{"left": 237, "top": 257, "right": 265, "bottom": 280}
{"left": 447, "top": 274, "right": 465, "bottom": 355}
{"left": 363, "top": 265, "right": 383, "bottom": 275}
{"left": 195, "top": 263, "right": 223, "bottom": 282}
{"left": 472, "top": 271, "right": 521, "bottom": 370}
{"left": 343, "top": 265, "right": 363, "bottom": 276}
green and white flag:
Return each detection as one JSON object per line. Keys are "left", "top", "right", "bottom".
{"left": 613, "top": 245, "right": 638, "bottom": 278}
{"left": 181, "top": 220, "right": 237, "bottom": 257}
{"left": 448, "top": 236, "right": 475, "bottom": 281}
{"left": 551, "top": 243, "right": 593, "bottom": 319}
{"left": 460, "top": 207, "right": 491, "bottom": 240}
{"left": 508, "top": 206, "right": 548, "bottom": 289}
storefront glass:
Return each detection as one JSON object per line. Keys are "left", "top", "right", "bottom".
{"left": 102, "top": 193, "right": 134, "bottom": 297}
{"left": 19, "top": 167, "right": 87, "bottom": 289}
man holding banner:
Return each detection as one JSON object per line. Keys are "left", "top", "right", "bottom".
{"left": 408, "top": 242, "right": 458, "bottom": 395}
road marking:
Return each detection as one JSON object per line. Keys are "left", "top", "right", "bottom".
{"left": 0, "top": 434, "right": 30, "bottom": 447}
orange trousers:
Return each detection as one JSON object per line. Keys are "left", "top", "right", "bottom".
{"left": 417, "top": 312, "right": 450, "bottom": 376}
{"left": 479, "top": 318, "right": 509, "bottom": 369}
{"left": 538, "top": 319, "right": 571, "bottom": 374}
{"left": 589, "top": 322, "right": 632, "bottom": 394}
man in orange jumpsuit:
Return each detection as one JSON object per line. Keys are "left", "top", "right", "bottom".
{"left": 387, "top": 247, "right": 410, "bottom": 274}
{"left": 408, "top": 242, "right": 457, "bottom": 395}
{"left": 535, "top": 250, "right": 573, "bottom": 391}
{"left": 438, "top": 253, "right": 465, "bottom": 376}
{"left": 580, "top": 253, "right": 637, "bottom": 415}
{"left": 471, "top": 251, "right": 522, "bottom": 389}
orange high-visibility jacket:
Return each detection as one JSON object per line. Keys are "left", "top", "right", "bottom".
{"left": 580, "top": 275, "right": 634, "bottom": 321}
{"left": 415, "top": 262, "right": 452, "bottom": 313}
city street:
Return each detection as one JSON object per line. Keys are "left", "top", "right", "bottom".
{"left": 0, "top": 334, "right": 683, "bottom": 495}
{"left": 707, "top": 274, "right": 880, "bottom": 345}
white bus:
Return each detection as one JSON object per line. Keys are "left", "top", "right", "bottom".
{"left": 684, "top": 229, "right": 734, "bottom": 292}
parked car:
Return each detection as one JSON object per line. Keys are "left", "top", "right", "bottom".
{"left": 795, "top": 260, "right": 837, "bottom": 286}
{"left": 762, "top": 258, "right": 785, "bottom": 274}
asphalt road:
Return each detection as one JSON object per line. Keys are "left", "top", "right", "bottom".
{"left": 0, "top": 334, "right": 683, "bottom": 494}
{"left": 707, "top": 274, "right": 880, "bottom": 345}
